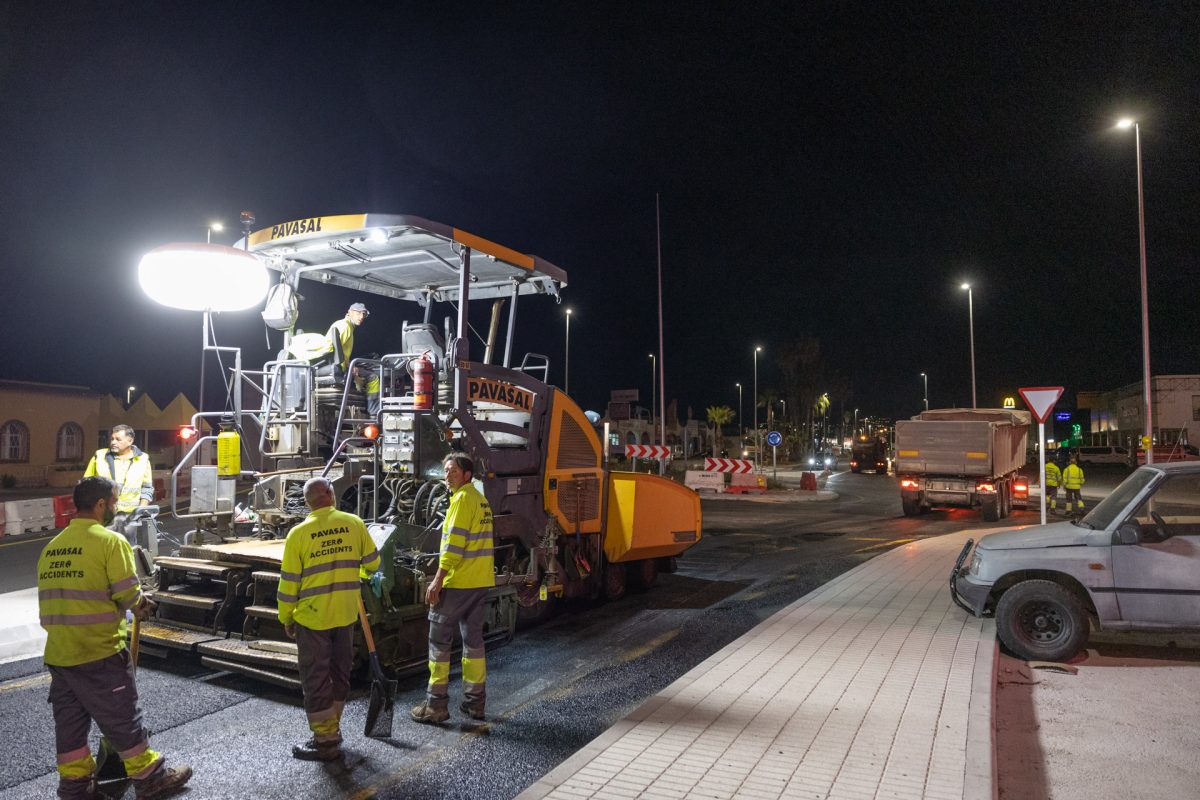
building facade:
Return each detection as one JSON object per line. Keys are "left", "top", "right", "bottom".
{"left": 1077, "top": 374, "right": 1200, "bottom": 448}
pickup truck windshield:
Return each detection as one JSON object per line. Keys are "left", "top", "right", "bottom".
{"left": 1080, "top": 467, "right": 1159, "bottom": 530}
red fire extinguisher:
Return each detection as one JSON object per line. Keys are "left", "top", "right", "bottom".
{"left": 412, "top": 353, "right": 434, "bottom": 410}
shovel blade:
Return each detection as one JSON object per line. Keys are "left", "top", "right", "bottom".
{"left": 364, "top": 678, "right": 398, "bottom": 739}
{"left": 95, "top": 735, "right": 127, "bottom": 781}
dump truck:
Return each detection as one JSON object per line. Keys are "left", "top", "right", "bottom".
{"left": 849, "top": 435, "right": 889, "bottom": 474}
{"left": 894, "top": 408, "right": 1030, "bottom": 521}
{"left": 137, "top": 213, "right": 702, "bottom": 689}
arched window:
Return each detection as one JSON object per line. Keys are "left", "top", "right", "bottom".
{"left": 57, "top": 422, "right": 85, "bottom": 462}
{"left": 641, "top": 431, "right": 650, "bottom": 445}
{"left": 0, "top": 420, "right": 29, "bottom": 463}
{"left": 625, "top": 431, "right": 637, "bottom": 445}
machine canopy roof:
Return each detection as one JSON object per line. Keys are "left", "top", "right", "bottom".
{"left": 235, "top": 213, "right": 567, "bottom": 304}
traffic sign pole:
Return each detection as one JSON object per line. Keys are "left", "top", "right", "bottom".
{"left": 1018, "top": 387, "right": 1064, "bottom": 528}
{"left": 1039, "top": 422, "right": 1046, "bottom": 525}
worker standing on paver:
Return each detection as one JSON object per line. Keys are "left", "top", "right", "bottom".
{"left": 39, "top": 476, "right": 192, "bottom": 800}
{"left": 83, "top": 424, "right": 154, "bottom": 535}
{"left": 278, "top": 477, "right": 380, "bottom": 761}
{"left": 1045, "top": 458, "right": 1062, "bottom": 514}
{"left": 1063, "top": 454, "right": 1086, "bottom": 515}
{"left": 411, "top": 453, "right": 495, "bottom": 724}
{"left": 321, "top": 302, "right": 369, "bottom": 381}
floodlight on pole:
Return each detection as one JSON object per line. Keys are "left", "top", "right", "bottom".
{"left": 1115, "top": 117, "right": 1154, "bottom": 464}
{"left": 139, "top": 243, "right": 268, "bottom": 312}
{"left": 961, "top": 283, "right": 977, "bottom": 408}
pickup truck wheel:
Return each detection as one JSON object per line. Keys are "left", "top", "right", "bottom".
{"left": 901, "top": 494, "right": 921, "bottom": 517}
{"left": 982, "top": 492, "right": 1001, "bottom": 522}
{"left": 995, "top": 580, "right": 1089, "bottom": 662}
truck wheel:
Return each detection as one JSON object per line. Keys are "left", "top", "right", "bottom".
{"left": 999, "top": 482, "right": 1011, "bottom": 518}
{"left": 995, "top": 580, "right": 1089, "bottom": 662}
{"left": 603, "top": 562, "right": 627, "bottom": 600}
{"left": 982, "top": 493, "right": 1001, "bottom": 521}
{"left": 901, "top": 494, "right": 921, "bottom": 517}
{"left": 629, "top": 559, "right": 659, "bottom": 590}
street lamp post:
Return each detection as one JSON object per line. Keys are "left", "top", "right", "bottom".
{"left": 920, "top": 372, "right": 929, "bottom": 410}
{"left": 206, "top": 221, "right": 224, "bottom": 244}
{"left": 753, "top": 346, "right": 762, "bottom": 469}
{"left": 1117, "top": 118, "right": 1154, "bottom": 464}
{"left": 649, "top": 353, "right": 656, "bottom": 440}
{"left": 961, "top": 284, "right": 977, "bottom": 408}
{"left": 126, "top": 385, "right": 136, "bottom": 406}
{"left": 736, "top": 382, "right": 743, "bottom": 447}
{"left": 564, "top": 308, "right": 572, "bottom": 395}
{"left": 853, "top": 407, "right": 859, "bottom": 438}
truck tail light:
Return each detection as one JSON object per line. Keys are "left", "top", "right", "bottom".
{"left": 976, "top": 481, "right": 996, "bottom": 494}
{"left": 850, "top": 460, "right": 859, "bottom": 467}
{"left": 1013, "top": 481, "right": 1029, "bottom": 498}
{"left": 900, "top": 478, "right": 919, "bottom": 490}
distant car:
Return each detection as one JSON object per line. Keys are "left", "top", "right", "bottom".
{"left": 951, "top": 461, "right": 1200, "bottom": 662}
{"left": 806, "top": 450, "right": 835, "bottom": 470}
{"left": 1076, "top": 445, "right": 1130, "bottom": 466}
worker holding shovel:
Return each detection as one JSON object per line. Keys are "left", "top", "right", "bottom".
{"left": 38, "top": 476, "right": 192, "bottom": 800}
{"left": 279, "top": 477, "right": 380, "bottom": 761}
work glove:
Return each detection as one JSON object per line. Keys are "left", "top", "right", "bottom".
{"left": 133, "top": 596, "right": 158, "bottom": 622}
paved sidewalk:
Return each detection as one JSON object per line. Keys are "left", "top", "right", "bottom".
{"left": 520, "top": 531, "right": 995, "bottom": 800}
{"left": 0, "top": 589, "right": 44, "bottom": 664}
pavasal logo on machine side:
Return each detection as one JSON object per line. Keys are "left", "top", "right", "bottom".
{"left": 270, "top": 218, "right": 324, "bottom": 239}
{"left": 468, "top": 377, "right": 534, "bottom": 411}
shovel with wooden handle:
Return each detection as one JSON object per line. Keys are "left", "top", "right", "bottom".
{"left": 359, "top": 595, "right": 397, "bottom": 739}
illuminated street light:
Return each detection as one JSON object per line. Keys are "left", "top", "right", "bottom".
{"left": 126, "top": 385, "right": 136, "bottom": 406}
{"left": 206, "top": 221, "right": 225, "bottom": 243}
{"left": 920, "top": 372, "right": 929, "bottom": 410}
{"left": 753, "top": 346, "right": 762, "bottom": 468}
{"left": 736, "top": 382, "right": 743, "bottom": 445}
{"left": 564, "top": 308, "right": 573, "bottom": 396}
{"left": 961, "top": 283, "right": 976, "bottom": 409}
{"left": 649, "top": 353, "right": 656, "bottom": 439}
{"left": 1115, "top": 117, "right": 1154, "bottom": 463}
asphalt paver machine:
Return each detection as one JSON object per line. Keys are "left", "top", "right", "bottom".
{"left": 142, "top": 214, "right": 701, "bottom": 688}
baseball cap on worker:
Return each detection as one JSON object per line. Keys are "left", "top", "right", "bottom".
{"left": 349, "top": 302, "right": 370, "bottom": 316}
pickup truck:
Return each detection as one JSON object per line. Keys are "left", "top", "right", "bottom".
{"left": 951, "top": 461, "right": 1200, "bottom": 662}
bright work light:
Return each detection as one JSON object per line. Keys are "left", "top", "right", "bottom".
{"left": 138, "top": 243, "right": 269, "bottom": 312}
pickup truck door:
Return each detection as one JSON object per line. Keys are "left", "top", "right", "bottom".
{"left": 1110, "top": 471, "right": 1200, "bottom": 626}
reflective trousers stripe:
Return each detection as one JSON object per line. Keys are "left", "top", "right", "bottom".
{"left": 56, "top": 751, "right": 96, "bottom": 780}
{"left": 124, "top": 749, "right": 162, "bottom": 780}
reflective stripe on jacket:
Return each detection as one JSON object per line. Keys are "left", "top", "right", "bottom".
{"left": 83, "top": 448, "right": 154, "bottom": 513}
{"left": 38, "top": 519, "right": 144, "bottom": 667}
{"left": 277, "top": 506, "right": 380, "bottom": 630}
{"left": 440, "top": 482, "right": 495, "bottom": 589}
{"left": 1063, "top": 464, "right": 1085, "bottom": 490}
{"left": 325, "top": 317, "right": 355, "bottom": 372}
{"left": 1045, "top": 463, "right": 1062, "bottom": 487}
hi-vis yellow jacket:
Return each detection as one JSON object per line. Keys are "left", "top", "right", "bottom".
{"left": 325, "top": 317, "right": 355, "bottom": 373}
{"left": 1045, "top": 462, "right": 1062, "bottom": 487}
{"left": 38, "top": 519, "right": 144, "bottom": 667}
{"left": 84, "top": 448, "right": 154, "bottom": 513}
{"left": 278, "top": 507, "right": 380, "bottom": 630}
{"left": 440, "top": 482, "right": 495, "bottom": 589}
{"left": 1063, "top": 464, "right": 1086, "bottom": 490}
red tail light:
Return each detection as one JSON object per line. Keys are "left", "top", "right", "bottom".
{"left": 1013, "top": 482, "right": 1029, "bottom": 496}
{"left": 360, "top": 424, "right": 380, "bottom": 440}
{"left": 850, "top": 460, "right": 859, "bottom": 467}
{"left": 900, "top": 478, "right": 919, "bottom": 490}
{"left": 178, "top": 425, "right": 198, "bottom": 441}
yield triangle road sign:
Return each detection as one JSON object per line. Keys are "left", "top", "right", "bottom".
{"left": 1018, "top": 386, "right": 1064, "bottom": 424}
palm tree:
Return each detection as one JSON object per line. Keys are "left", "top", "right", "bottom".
{"left": 706, "top": 406, "right": 735, "bottom": 457}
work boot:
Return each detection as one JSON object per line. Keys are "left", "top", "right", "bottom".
{"left": 56, "top": 777, "right": 97, "bottom": 800}
{"left": 410, "top": 701, "right": 449, "bottom": 724}
{"left": 291, "top": 737, "right": 342, "bottom": 762}
{"left": 460, "top": 700, "right": 486, "bottom": 721}
{"left": 134, "top": 764, "right": 192, "bottom": 800}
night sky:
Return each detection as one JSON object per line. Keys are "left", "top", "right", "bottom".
{"left": 2, "top": 4, "right": 1197, "bottom": 425}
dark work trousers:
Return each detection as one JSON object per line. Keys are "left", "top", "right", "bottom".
{"left": 295, "top": 622, "right": 354, "bottom": 739}
{"left": 426, "top": 587, "right": 488, "bottom": 710}
{"left": 48, "top": 651, "right": 162, "bottom": 789}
